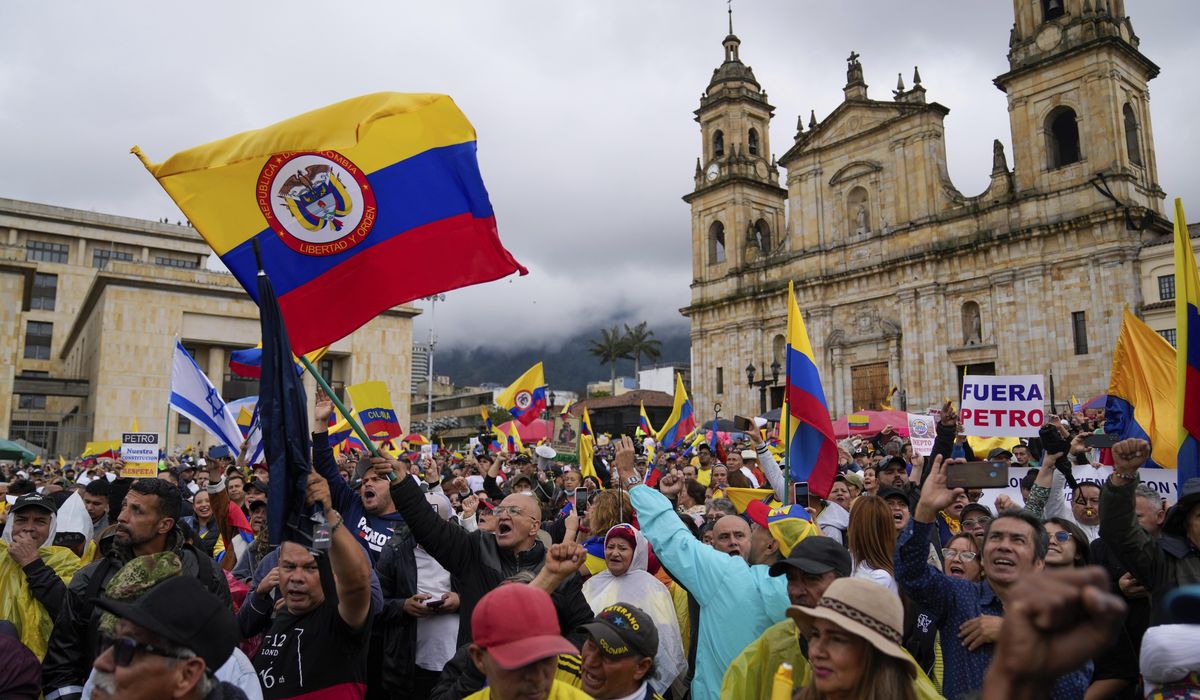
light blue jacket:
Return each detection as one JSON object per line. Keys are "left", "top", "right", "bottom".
{"left": 629, "top": 485, "right": 789, "bottom": 700}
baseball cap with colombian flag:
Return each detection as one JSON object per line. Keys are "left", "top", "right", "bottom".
{"left": 744, "top": 501, "right": 817, "bottom": 557}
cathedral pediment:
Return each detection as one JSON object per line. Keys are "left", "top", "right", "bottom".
{"left": 780, "top": 100, "right": 946, "bottom": 164}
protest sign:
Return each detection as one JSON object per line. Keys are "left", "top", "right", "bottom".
{"left": 907, "top": 413, "right": 936, "bottom": 456}
{"left": 976, "top": 464, "right": 1179, "bottom": 514}
{"left": 960, "top": 375, "right": 1045, "bottom": 438}
{"left": 121, "top": 432, "right": 160, "bottom": 478}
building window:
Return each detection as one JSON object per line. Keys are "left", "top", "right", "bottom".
{"left": 1123, "top": 104, "right": 1143, "bottom": 166}
{"left": 1042, "top": 0, "right": 1064, "bottom": 20}
{"left": 713, "top": 130, "right": 725, "bottom": 159}
{"left": 1071, "top": 311, "right": 1088, "bottom": 355}
{"left": 1047, "top": 107, "right": 1081, "bottom": 168}
{"left": 18, "top": 394, "right": 47, "bottom": 410}
{"left": 716, "top": 367, "right": 724, "bottom": 395}
{"left": 178, "top": 415, "right": 191, "bottom": 434}
{"left": 24, "top": 321, "right": 52, "bottom": 360}
{"left": 751, "top": 219, "right": 772, "bottom": 253}
{"left": 748, "top": 128, "right": 760, "bottom": 156}
{"left": 319, "top": 358, "right": 334, "bottom": 383}
{"left": 708, "top": 221, "right": 726, "bottom": 264}
{"left": 93, "top": 248, "right": 134, "bottom": 269}
{"left": 1159, "top": 274, "right": 1176, "bottom": 301}
{"left": 1158, "top": 328, "right": 1177, "bottom": 347}
{"left": 26, "top": 240, "right": 69, "bottom": 264}
{"left": 154, "top": 256, "right": 199, "bottom": 269}
{"left": 30, "top": 273, "right": 57, "bottom": 311}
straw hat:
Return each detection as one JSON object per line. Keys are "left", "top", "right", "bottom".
{"left": 787, "top": 578, "right": 917, "bottom": 677}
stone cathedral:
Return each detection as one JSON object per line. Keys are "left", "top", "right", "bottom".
{"left": 682, "top": 0, "right": 1171, "bottom": 421}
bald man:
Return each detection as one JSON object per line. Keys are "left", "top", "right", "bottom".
{"left": 711, "top": 515, "right": 752, "bottom": 561}
{"left": 376, "top": 457, "right": 593, "bottom": 647}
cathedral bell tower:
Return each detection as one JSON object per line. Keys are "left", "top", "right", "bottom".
{"left": 995, "top": 0, "right": 1163, "bottom": 213}
{"left": 684, "top": 14, "right": 787, "bottom": 287}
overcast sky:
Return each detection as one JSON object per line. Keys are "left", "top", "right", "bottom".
{"left": 2, "top": 1, "right": 1196, "bottom": 350}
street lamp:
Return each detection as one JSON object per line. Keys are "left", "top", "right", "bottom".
{"left": 746, "top": 360, "right": 781, "bottom": 415}
{"left": 546, "top": 390, "right": 557, "bottom": 444}
{"left": 423, "top": 294, "right": 446, "bottom": 429}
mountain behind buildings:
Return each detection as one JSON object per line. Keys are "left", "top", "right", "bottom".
{"left": 432, "top": 323, "right": 691, "bottom": 395}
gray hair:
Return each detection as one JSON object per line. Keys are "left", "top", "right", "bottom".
{"left": 1134, "top": 484, "right": 1164, "bottom": 508}
{"left": 164, "top": 647, "right": 214, "bottom": 696}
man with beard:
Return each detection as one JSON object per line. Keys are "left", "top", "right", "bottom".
{"left": 311, "top": 390, "right": 405, "bottom": 563}
{"left": 895, "top": 456, "right": 1090, "bottom": 700}
{"left": 42, "top": 478, "right": 229, "bottom": 700}
{"left": 378, "top": 454, "right": 593, "bottom": 648}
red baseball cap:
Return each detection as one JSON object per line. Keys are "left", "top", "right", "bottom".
{"left": 471, "top": 584, "right": 577, "bottom": 669}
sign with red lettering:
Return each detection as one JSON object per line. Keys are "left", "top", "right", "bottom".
{"left": 960, "top": 375, "right": 1045, "bottom": 438}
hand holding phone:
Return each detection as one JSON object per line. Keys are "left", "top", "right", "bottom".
{"left": 945, "top": 461, "right": 1008, "bottom": 489}
{"left": 733, "top": 415, "right": 754, "bottom": 432}
{"left": 1083, "top": 433, "right": 1119, "bottom": 449}
{"left": 573, "top": 487, "right": 589, "bottom": 515}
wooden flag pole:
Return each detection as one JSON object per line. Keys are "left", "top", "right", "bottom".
{"left": 298, "top": 356, "right": 383, "bottom": 459}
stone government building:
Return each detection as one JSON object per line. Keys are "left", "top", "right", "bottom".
{"left": 0, "top": 197, "right": 417, "bottom": 458}
{"left": 683, "top": 0, "right": 1188, "bottom": 421}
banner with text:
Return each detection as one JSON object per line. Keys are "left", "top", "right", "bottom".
{"left": 907, "top": 413, "right": 936, "bottom": 456}
{"left": 961, "top": 375, "right": 1045, "bottom": 438}
{"left": 121, "top": 432, "right": 160, "bottom": 479}
{"left": 977, "top": 465, "right": 1179, "bottom": 513}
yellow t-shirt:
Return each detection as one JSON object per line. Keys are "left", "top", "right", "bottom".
{"left": 464, "top": 678, "right": 592, "bottom": 700}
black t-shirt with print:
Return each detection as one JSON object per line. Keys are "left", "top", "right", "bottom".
{"left": 253, "top": 596, "right": 371, "bottom": 699}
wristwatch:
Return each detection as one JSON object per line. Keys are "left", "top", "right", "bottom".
{"left": 625, "top": 475, "right": 642, "bottom": 486}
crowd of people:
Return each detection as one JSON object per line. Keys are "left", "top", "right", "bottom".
{"left": 0, "top": 393, "right": 1198, "bottom": 700}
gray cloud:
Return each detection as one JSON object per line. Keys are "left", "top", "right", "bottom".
{"left": 2, "top": 1, "right": 1195, "bottom": 348}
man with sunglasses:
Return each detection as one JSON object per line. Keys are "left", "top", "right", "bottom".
{"left": 90, "top": 576, "right": 245, "bottom": 700}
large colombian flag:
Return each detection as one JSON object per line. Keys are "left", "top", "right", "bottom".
{"left": 1174, "top": 198, "right": 1200, "bottom": 485}
{"left": 1105, "top": 308, "right": 1177, "bottom": 469}
{"left": 133, "top": 93, "right": 526, "bottom": 355}
{"left": 497, "top": 362, "right": 548, "bottom": 425}
{"left": 785, "top": 281, "right": 838, "bottom": 498}
{"left": 655, "top": 373, "right": 696, "bottom": 450}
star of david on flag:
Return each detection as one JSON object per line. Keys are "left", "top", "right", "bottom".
{"left": 169, "top": 340, "right": 244, "bottom": 453}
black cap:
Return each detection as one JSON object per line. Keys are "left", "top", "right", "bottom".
{"left": 93, "top": 576, "right": 238, "bottom": 670}
{"left": 877, "top": 456, "right": 907, "bottom": 473}
{"left": 207, "top": 445, "right": 232, "bottom": 460}
{"left": 697, "top": 443, "right": 712, "bottom": 452}
{"left": 769, "top": 536, "right": 852, "bottom": 578}
{"left": 509, "top": 454, "right": 532, "bottom": 464}
{"left": 877, "top": 486, "right": 910, "bottom": 508}
{"left": 245, "top": 479, "right": 269, "bottom": 494}
{"left": 960, "top": 502, "right": 993, "bottom": 521}
{"left": 987, "top": 447, "right": 1013, "bottom": 461}
{"left": 576, "top": 603, "right": 659, "bottom": 659}
{"left": 11, "top": 492, "right": 57, "bottom": 515}
{"left": 247, "top": 499, "right": 267, "bottom": 511}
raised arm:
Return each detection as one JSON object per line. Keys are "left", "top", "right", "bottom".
{"left": 747, "top": 429, "right": 785, "bottom": 501}
{"left": 311, "top": 389, "right": 356, "bottom": 513}
{"left": 380, "top": 457, "right": 478, "bottom": 577}
{"left": 1099, "top": 439, "right": 1167, "bottom": 590}
{"left": 896, "top": 455, "right": 964, "bottom": 616}
{"left": 307, "top": 471, "right": 371, "bottom": 630}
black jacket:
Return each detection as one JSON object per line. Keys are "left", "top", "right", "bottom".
{"left": 389, "top": 475, "right": 593, "bottom": 646}
{"left": 22, "top": 558, "right": 69, "bottom": 622}
{"left": 373, "top": 519, "right": 420, "bottom": 695}
{"left": 41, "top": 528, "right": 230, "bottom": 700}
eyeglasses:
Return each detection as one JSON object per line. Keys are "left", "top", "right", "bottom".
{"left": 941, "top": 549, "right": 979, "bottom": 562}
{"left": 494, "top": 505, "right": 531, "bottom": 518}
{"left": 1051, "top": 530, "right": 1073, "bottom": 543}
{"left": 960, "top": 517, "right": 991, "bottom": 529}
{"left": 99, "top": 633, "right": 189, "bottom": 667}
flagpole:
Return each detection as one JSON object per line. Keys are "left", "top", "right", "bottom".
{"left": 298, "top": 356, "right": 383, "bottom": 458}
{"left": 784, "top": 283, "right": 793, "bottom": 505}
{"left": 164, "top": 336, "right": 176, "bottom": 460}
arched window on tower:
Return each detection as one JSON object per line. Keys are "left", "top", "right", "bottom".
{"left": 748, "top": 128, "right": 760, "bottom": 156}
{"left": 847, "top": 186, "right": 870, "bottom": 235}
{"left": 1042, "top": 0, "right": 1064, "bottom": 21}
{"left": 752, "top": 218, "right": 771, "bottom": 253}
{"left": 713, "top": 130, "right": 725, "bottom": 159}
{"left": 1123, "top": 103, "right": 1143, "bottom": 166}
{"left": 708, "top": 221, "right": 726, "bottom": 265}
{"left": 772, "top": 334, "right": 786, "bottom": 367}
{"left": 1046, "top": 107, "right": 1081, "bottom": 168}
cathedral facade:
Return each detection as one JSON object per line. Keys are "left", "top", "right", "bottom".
{"left": 682, "top": 0, "right": 1170, "bottom": 420}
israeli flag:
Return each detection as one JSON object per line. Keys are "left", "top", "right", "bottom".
{"left": 169, "top": 341, "right": 244, "bottom": 453}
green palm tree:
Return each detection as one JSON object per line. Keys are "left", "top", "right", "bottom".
{"left": 589, "top": 325, "right": 631, "bottom": 395}
{"left": 623, "top": 322, "right": 662, "bottom": 389}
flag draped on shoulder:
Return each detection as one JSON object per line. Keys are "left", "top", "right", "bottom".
{"left": 257, "top": 268, "right": 314, "bottom": 548}
{"left": 1173, "top": 198, "right": 1200, "bottom": 484}
{"left": 346, "top": 381, "right": 402, "bottom": 439}
{"left": 133, "top": 93, "right": 527, "bottom": 355}
{"left": 169, "top": 340, "right": 243, "bottom": 453}
{"left": 1105, "top": 307, "right": 1178, "bottom": 469}
{"left": 785, "top": 281, "right": 838, "bottom": 498}
{"left": 496, "top": 362, "right": 547, "bottom": 425}
{"left": 655, "top": 374, "right": 696, "bottom": 450}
